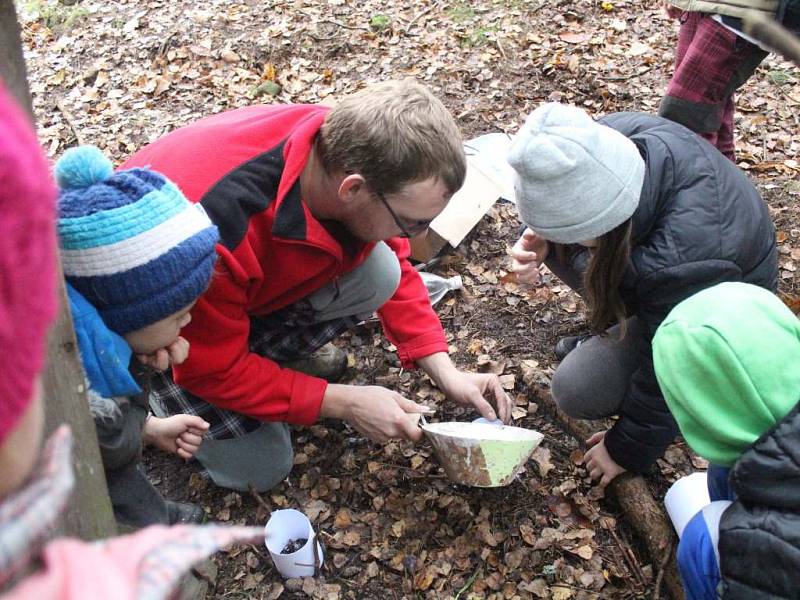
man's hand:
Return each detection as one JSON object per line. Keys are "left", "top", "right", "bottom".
{"left": 583, "top": 430, "right": 627, "bottom": 488}
{"left": 143, "top": 414, "right": 210, "bottom": 460}
{"left": 136, "top": 336, "right": 190, "bottom": 371}
{"left": 321, "top": 384, "right": 429, "bottom": 443}
{"left": 662, "top": 1, "right": 682, "bottom": 19}
{"left": 417, "top": 353, "right": 512, "bottom": 423}
{"left": 437, "top": 370, "right": 512, "bottom": 424}
{"left": 510, "top": 228, "right": 549, "bottom": 285}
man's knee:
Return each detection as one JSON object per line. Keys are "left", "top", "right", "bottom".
{"left": 197, "top": 423, "right": 294, "bottom": 493}
{"left": 360, "top": 241, "right": 401, "bottom": 310}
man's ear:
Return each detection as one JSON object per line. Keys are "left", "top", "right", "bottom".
{"left": 338, "top": 173, "right": 368, "bottom": 204}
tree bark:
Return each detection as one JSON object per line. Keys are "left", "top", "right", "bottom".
{"left": 533, "top": 386, "right": 685, "bottom": 600}
{"left": 0, "top": 0, "right": 33, "bottom": 120}
{"left": 1, "top": 0, "right": 116, "bottom": 540}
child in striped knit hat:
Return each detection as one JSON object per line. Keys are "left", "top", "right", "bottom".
{"left": 0, "top": 81, "right": 263, "bottom": 600}
{"left": 54, "top": 145, "right": 219, "bottom": 528}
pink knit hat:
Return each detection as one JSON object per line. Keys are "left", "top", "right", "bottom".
{"left": 0, "top": 82, "right": 58, "bottom": 444}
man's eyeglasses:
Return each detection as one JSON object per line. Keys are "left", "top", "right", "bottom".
{"left": 375, "top": 191, "right": 432, "bottom": 239}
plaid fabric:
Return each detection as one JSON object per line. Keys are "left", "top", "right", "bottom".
{"left": 149, "top": 300, "right": 360, "bottom": 440}
{"left": 0, "top": 426, "right": 74, "bottom": 590}
{"left": 661, "top": 12, "right": 768, "bottom": 159}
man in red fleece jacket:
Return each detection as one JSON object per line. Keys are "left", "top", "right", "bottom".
{"left": 122, "top": 80, "right": 511, "bottom": 492}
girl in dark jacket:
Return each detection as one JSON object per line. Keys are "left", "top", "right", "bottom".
{"left": 508, "top": 103, "right": 777, "bottom": 487}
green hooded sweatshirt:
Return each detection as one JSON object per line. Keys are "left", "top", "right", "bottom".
{"left": 653, "top": 282, "right": 800, "bottom": 466}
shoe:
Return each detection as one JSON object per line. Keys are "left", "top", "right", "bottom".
{"left": 166, "top": 501, "right": 206, "bottom": 525}
{"left": 280, "top": 342, "right": 348, "bottom": 382}
{"left": 554, "top": 334, "right": 591, "bottom": 361}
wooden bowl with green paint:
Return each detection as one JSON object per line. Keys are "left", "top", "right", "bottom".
{"left": 421, "top": 421, "right": 544, "bottom": 487}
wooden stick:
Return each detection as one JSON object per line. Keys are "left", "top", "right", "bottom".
{"left": 404, "top": 0, "right": 446, "bottom": 35}
{"left": 56, "top": 99, "right": 86, "bottom": 146}
{"left": 247, "top": 483, "right": 273, "bottom": 518}
{"left": 743, "top": 10, "right": 800, "bottom": 67}
{"left": 533, "top": 386, "right": 685, "bottom": 600}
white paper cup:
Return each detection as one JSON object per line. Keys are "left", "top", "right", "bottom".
{"left": 664, "top": 472, "right": 711, "bottom": 538}
{"left": 264, "top": 509, "right": 324, "bottom": 578}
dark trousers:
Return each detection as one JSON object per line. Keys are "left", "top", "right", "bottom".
{"left": 106, "top": 462, "right": 168, "bottom": 527}
{"left": 545, "top": 247, "right": 649, "bottom": 420}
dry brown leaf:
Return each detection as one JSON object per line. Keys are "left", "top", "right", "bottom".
{"left": 531, "top": 446, "right": 554, "bottom": 477}
{"left": 519, "top": 523, "right": 537, "bottom": 546}
{"left": 342, "top": 529, "right": 361, "bottom": 546}
{"left": 413, "top": 567, "right": 435, "bottom": 590}
{"left": 568, "top": 544, "right": 594, "bottom": 560}
{"left": 333, "top": 508, "right": 352, "bottom": 529}
{"left": 559, "top": 31, "right": 590, "bottom": 44}
{"left": 498, "top": 373, "right": 516, "bottom": 389}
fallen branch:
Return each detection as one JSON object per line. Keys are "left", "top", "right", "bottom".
{"left": 404, "top": 0, "right": 447, "bottom": 35}
{"left": 56, "top": 99, "right": 86, "bottom": 146}
{"left": 533, "top": 386, "right": 685, "bottom": 600}
{"left": 601, "top": 66, "right": 654, "bottom": 82}
{"left": 743, "top": 11, "right": 800, "bottom": 67}
{"left": 247, "top": 483, "right": 272, "bottom": 518}
{"left": 652, "top": 539, "right": 675, "bottom": 600}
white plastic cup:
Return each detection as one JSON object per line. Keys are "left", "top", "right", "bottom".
{"left": 264, "top": 509, "right": 324, "bottom": 578}
{"left": 664, "top": 472, "right": 711, "bottom": 538}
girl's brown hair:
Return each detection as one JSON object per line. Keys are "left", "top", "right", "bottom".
{"left": 583, "top": 218, "right": 633, "bottom": 337}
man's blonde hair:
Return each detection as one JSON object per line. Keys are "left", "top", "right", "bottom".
{"left": 316, "top": 80, "right": 466, "bottom": 197}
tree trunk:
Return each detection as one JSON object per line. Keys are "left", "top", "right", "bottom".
{"left": 533, "top": 386, "right": 685, "bottom": 600}
{"left": 0, "top": 1, "right": 32, "bottom": 119}
{"left": 1, "top": 0, "right": 116, "bottom": 540}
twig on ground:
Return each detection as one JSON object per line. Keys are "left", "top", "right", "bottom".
{"left": 300, "top": 12, "right": 369, "bottom": 31}
{"left": 652, "top": 539, "right": 675, "bottom": 600}
{"left": 601, "top": 66, "right": 654, "bottom": 82}
{"left": 404, "top": 0, "right": 447, "bottom": 35}
{"left": 247, "top": 483, "right": 272, "bottom": 518}
{"left": 609, "top": 527, "right": 647, "bottom": 589}
{"left": 56, "top": 100, "right": 85, "bottom": 146}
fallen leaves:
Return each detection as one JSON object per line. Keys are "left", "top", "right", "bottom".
{"left": 22, "top": 0, "right": 800, "bottom": 597}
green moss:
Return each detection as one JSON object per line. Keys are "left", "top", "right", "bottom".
{"left": 369, "top": 14, "right": 391, "bottom": 30}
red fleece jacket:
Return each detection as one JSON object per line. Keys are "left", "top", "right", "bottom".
{"left": 121, "top": 104, "right": 448, "bottom": 425}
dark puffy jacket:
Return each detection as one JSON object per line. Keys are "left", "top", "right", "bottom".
{"left": 598, "top": 112, "right": 778, "bottom": 472}
{"left": 719, "top": 401, "right": 800, "bottom": 598}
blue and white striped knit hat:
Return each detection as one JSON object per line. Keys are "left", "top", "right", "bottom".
{"left": 55, "top": 145, "right": 219, "bottom": 335}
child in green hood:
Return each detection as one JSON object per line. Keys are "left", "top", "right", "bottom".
{"left": 653, "top": 282, "right": 800, "bottom": 599}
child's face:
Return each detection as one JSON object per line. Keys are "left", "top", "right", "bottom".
{"left": 123, "top": 302, "right": 195, "bottom": 355}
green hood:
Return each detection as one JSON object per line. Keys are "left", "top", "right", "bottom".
{"left": 653, "top": 282, "right": 800, "bottom": 466}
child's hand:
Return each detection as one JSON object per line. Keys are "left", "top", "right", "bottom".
{"left": 510, "top": 228, "right": 549, "bottom": 285}
{"left": 143, "top": 414, "right": 210, "bottom": 460}
{"left": 136, "top": 337, "right": 190, "bottom": 371}
{"left": 583, "top": 430, "right": 627, "bottom": 488}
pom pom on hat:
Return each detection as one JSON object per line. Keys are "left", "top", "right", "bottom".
{"left": 54, "top": 145, "right": 114, "bottom": 190}
{"left": 507, "top": 103, "right": 645, "bottom": 244}
{"left": 55, "top": 145, "right": 219, "bottom": 335}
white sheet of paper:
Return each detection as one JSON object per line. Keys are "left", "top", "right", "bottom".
{"left": 264, "top": 508, "right": 324, "bottom": 578}
{"left": 463, "top": 132, "right": 517, "bottom": 202}
{"left": 429, "top": 155, "right": 504, "bottom": 248}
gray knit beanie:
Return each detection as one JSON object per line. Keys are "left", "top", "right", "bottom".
{"left": 507, "top": 103, "right": 645, "bottom": 244}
